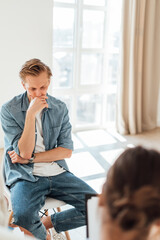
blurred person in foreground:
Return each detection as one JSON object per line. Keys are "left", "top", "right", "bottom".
{"left": 99, "top": 146, "right": 160, "bottom": 240}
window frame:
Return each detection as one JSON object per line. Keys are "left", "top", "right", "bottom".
{"left": 52, "top": 0, "right": 118, "bottom": 132}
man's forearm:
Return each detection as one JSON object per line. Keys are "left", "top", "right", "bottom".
{"left": 18, "top": 96, "right": 48, "bottom": 159}
{"left": 18, "top": 111, "right": 36, "bottom": 159}
{"left": 34, "top": 147, "right": 72, "bottom": 163}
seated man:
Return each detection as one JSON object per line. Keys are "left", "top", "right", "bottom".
{"left": 0, "top": 58, "right": 96, "bottom": 240}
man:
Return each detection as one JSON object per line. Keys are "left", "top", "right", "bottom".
{"left": 0, "top": 59, "right": 96, "bottom": 240}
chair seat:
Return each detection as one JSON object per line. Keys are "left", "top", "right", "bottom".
{"left": 41, "top": 197, "right": 66, "bottom": 210}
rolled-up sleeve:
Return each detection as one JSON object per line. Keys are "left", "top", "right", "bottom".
{"left": 0, "top": 105, "right": 22, "bottom": 155}
{"left": 57, "top": 105, "right": 74, "bottom": 151}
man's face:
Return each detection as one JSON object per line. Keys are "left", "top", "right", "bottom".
{"left": 22, "top": 71, "right": 50, "bottom": 101}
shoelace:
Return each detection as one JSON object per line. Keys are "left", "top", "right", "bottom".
{"left": 51, "top": 229, "right": 66, "bottom": 240}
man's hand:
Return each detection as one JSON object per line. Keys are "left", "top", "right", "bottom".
{"left": 27, "top": 96, "right": 48, "bottom": 116}
{"left": 8, "top": 150, "right": 29, "bottom": 164}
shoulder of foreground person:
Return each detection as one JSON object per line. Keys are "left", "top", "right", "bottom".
{"left": 0, "top": 226, "right": 36, "bottom": 240}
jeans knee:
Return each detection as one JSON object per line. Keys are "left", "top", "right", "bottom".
{"left": 13, "top": 208, "right": 34, "bottom": 226}
{"left": 13, "top": 209, "right": 47, "bottom": 240}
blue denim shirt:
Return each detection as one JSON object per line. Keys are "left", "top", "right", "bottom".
{"left": 0, "top": 91, "right": 73, "bottom": 186}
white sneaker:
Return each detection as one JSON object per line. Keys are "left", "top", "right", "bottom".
{"left": 50, "top": 227, "right": 66, "bottom": 240}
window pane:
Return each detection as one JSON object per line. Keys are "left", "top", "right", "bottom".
{"left": 76, "top": 95, "right": 101, "bottom": 126}
{"left": 55, "top": 0, "right": 75, "bottom": 3}
{"left": 53, "top": 7, "right": 74, "bottom": 47}
{"left": 81, "top": 53, "right": 103, "bottom": 85}
{"left": 84, "top": 0, "right": 105, "bottom": 6}
{"left": 53, "top": 52, "right": 73, "bottom": 88}
{"left": 107, "top": 53, "right": 120, "bottom": 86}
{"left": 106, "top": 94, "right": 116, "bottom": 125}
{"left": 106, "top": 0, "right": 122, "bottom": 55}
{"left": 82, "top": 10, "right": 104, "bottom": 48}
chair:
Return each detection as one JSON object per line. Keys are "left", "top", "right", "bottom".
{"left": 7, "top": 194, "right": 71, "bottom": 240}
{"left": 2, "top": 170, "right": 71, "bottom": 239}
{"left": 41, "top": 198, "right": 71, "bottom": 240}
{"left": 1, "top": 157, "right": 71, "bottom": 240}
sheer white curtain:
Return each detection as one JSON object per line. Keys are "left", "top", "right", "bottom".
{"left": 117, "top": 0, "right": 160, "bottom": 134}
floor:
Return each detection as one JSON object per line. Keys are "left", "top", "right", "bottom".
{"left": 1, "top": 127, "right": 160, "bottom": 239}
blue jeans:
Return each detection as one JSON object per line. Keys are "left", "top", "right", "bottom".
{"left": 10, "top": 171, "right": 96, "bottom": 240}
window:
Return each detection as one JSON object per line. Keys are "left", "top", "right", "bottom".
{"left": 52, "top": 0, "right": 122, "bottom": 131}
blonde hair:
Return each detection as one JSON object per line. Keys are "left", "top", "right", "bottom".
{"left": 19, "top": 58, "right": 52, "bottom": 82}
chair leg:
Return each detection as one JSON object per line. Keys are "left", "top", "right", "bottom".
{"left": 56, "top": 207, "right": 71, "bottom": 240}
{"left": 8, "top": 210, "right": 14, "bottom": 226}
{"left": 57, "top": 207, "right": 61, "bottom": 212}
{"left": 44, "top": 209, "right": 49, "bottom": 216}
{"left": 64, "top": 231, "right": 71, "bottom": 240}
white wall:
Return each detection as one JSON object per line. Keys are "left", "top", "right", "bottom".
{"left": 0, "top": 0, "right": 53, "bottom": 147}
